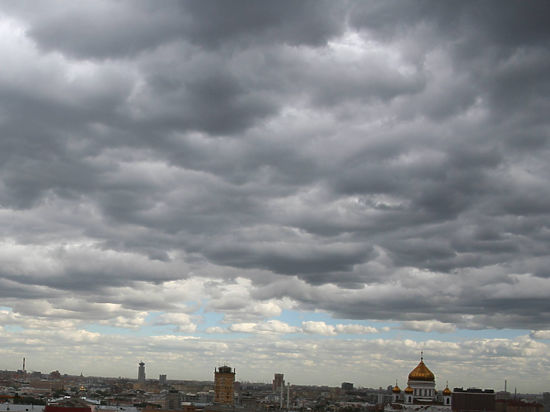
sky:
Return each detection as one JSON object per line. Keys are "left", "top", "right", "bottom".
{"left": 0, "top": 0, "right": 550, "bottom": 393}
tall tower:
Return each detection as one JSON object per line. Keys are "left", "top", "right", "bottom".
{"left": 273, "top": 373, "right": 285, "bottom": 393}
{"left": 138, "top": 361, "right": 146, "bottom": 384}
{"left": 214, "top": 365, "right": 235, "bottom": 405}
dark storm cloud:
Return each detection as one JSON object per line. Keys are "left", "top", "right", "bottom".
{"left": 1, "top": 0, "right": 550, "bottom": 331}
{"left": 349, "top": 1, "right": 550, "bottom": 49}
{"left": 203, "top": 241, "right": 372, "bottom": 277}
{"left": 9, "top": 0, "right": 345, "bottom": 59}
{"left": 180, "top": 0, "right": 346, "bottom": 49}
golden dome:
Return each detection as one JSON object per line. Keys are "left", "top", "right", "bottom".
{"left": 405, "top": 386, "right": 413, "bottom": 394}
{"left": 408, "top": 359, "right": 435, "bottom": 381}
{"left": 443, "top": 386, "right": 451, "bottom": 395}
{"left": 392, "top": 385, "right": 401, "bottom": 393}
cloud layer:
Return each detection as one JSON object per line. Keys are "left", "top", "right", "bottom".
{"left": 0, "top": 0, "right": 549, "bottom": 390}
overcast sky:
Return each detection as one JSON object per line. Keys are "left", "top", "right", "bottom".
{"left": 1, "top": 0, "right": 550, "bottom": 392}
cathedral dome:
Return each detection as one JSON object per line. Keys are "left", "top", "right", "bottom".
{"left": 443, "top": 386, "right": 452, "bottom": 395}
{"left": 405, "top": 386, "right": 413, "bottom": 394}
{"left": 408, "top": 359, "right": 435, "bottom": 381}
{"left": 392, "top": 385, "right": 401, "bottom": 393}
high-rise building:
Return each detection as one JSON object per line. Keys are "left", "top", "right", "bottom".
{"left": 214, "top": 365, "right": 235, "bottom": 405}
{"left": 159, "top": 374, "right": 167, "bottom": 386}
{"left": 138, "top": 361, "right": 146, "bottom": 384}
{"left": 273, "top": 373, "right": 285, "bottom": 393}
{"left": 341, "top": 382, "right": 354, "bottom": 391}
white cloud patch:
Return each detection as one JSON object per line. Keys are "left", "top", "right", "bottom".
{"left": 335, "top": 324, "right": 378, "bottom": 334}
{"left": 301, "top": 321, "right": 337, "bottom": 336}
{"left": 99, "top": 313, "right": 148, "bottom": 329}
{"left": 229, "top": 320, "right": 299, "bottom": 334}
{"left": 301, "top": 321, "right": 378, "bottom": 336}
{"left": 155, "top": 313, "right": 197, "bottom": 333}
{"left": 399, "top": 320, "right": 456, "bottom": 333}
{"left": 530, "top": 330, "right": 550, "bottom": 340}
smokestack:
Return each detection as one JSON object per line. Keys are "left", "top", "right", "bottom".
{"left": 23, "top": 357, "right": 26, "bottom": 372}
{"left": 504, "top": 380, "right": 507, "bottom": 392}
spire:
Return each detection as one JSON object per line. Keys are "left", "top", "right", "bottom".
{"left": 420, "top": 350, "right": 423, "bottom": 361}
{"left": 443, "top": 381, "right": 452, "bottom": 395}
{"left": 392, "top": 380, "right": 401, "bottom": 393}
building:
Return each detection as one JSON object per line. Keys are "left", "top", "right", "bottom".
{"left": 405, "top": 353, "right": 437, "bottom": 403}
{"left": 138, "top": 362, "right": 146, "bottom": 384}
{"left": 385, "top": 354, "right": 452, "bottom": 412}
{"left": 452, "top": 388, "right": 495, "bottom": 412}
{"left": 44, "top": 407, "right": 91, "bottom": 412}
{"left": 341, "top": 382, "right": 354, "bottom": 391}
{"left": 159, "top": 375, "right": 167, "bottom": 386}
{"left": 164, "top": 389, "right": 181, "bottom": 409}
{"left": 273, "top": 374, "right": 285, "bottom": 393}
{"left": 0, "top": 406, "right": 45, "bottom": 412}
{"left": 214, "top": 365, "right": 235, "bottom": 405}
{"left": 496, "top": 399, "right": 543, "bottom": 412}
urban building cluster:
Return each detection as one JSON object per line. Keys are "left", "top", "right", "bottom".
{"left": 0, "top": 357, "right": 547, "bottom": 412}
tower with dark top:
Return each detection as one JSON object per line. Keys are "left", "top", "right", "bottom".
{"left": 138, "top": 361, "right": 146, "bottom": 384}
{"left": 215, "top": 365, "right": 235, "bottom": 405}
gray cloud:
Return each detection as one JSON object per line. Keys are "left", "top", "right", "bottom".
{"left": 1, "top": 0, "right": 550, "bottom": 338}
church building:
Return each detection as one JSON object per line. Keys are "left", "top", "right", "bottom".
{"left": 386, "top": 354, "right": 452, "bottom": 412}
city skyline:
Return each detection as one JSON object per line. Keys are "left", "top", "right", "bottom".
{"left": 0, "top": 1, "right": 550, "bottom": 392}
{"left": 0, "top": 351, "right": 537, "bottom": 393}
{"left": 0, "top": 356, "right": 515, "bottom": 392}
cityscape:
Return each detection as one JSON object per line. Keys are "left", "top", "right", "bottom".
{"left": 0, "top": 356, "right": 548, "bottom": 412}
{"left": 1, "top": 2, "right": 550, "bottom": 412}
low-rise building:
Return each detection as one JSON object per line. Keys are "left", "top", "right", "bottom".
{"left": 452, "top": 388, "right": 495, "bottom": 412}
